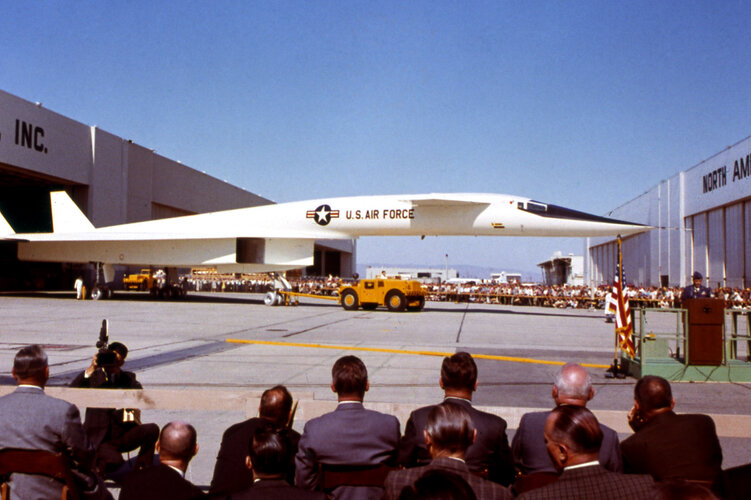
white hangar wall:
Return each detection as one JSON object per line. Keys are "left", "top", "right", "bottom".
{"left": 0, "top": 89, "right": 355, "bottom": 281}
{"left": 587, "top": 135, "right": 751, "bottom": 289}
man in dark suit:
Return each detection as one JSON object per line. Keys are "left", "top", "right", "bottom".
{"left": 0, "top": 345, "right": 106, "bottom": 500}
{"left": 518, "top": 406, "right": 655, "bottom": 499}
{"left": 398, "top": 352, "right": 513, "bottom": 485}
{"left": 70, "top": 341, "right": 159, "bottom": 475}
{"left": 295, "top": 355, "right": 400, "bottom": 500}
{"left": 621, "top": 375, "right": 723, "bottom": 483}
{"left": 512, "top": 363, "right": 621, "bottom": 476}
{"left": 210, "top": 385, "right": 300, "bottom": 496}
{"left": 230, "top": 423, "right": 325, "bottom": 499}
{"left": 384, "top": 402, "right": 512, "bottom": 500}
{"left": 119, "top": 421, "right": 206, "bottom": 499}
{"left": 681, "top": 271, "right": 714, "bottom": 301}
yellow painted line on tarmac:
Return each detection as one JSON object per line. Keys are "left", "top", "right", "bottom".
{"left": 225, "top": 338, "right": 610, "bottom": 369}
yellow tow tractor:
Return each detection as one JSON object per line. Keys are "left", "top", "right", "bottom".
{"left": 266, "top": 274, "right": 426, "bottom": 312}
{"left": 122, "top": 269, "right": 155, "bottom": 291}
{"left": 338, "top": 278, "right": 426, "bottom": 312}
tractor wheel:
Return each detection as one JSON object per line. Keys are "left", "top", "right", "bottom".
{"left": 408, "top": 296, "right": 425, "bottom": 312}
{"left": 341, "top": 289, "right": 359, "bottom": 310}
{"left": 385, "top": 290, "right": 406, "bottom": 312}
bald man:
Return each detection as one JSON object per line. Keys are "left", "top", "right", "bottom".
{"left": 518, "top": 406, "right": 654, "bottom": 499}
{"left": 120, "top": 421, "right": 207, "bottom": 499}
{"left": 512, "top": 363, "right": 621, "bottom": 477}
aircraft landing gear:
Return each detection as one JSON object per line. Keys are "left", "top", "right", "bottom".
{"left": 90, "top": 263, "right": 115, "bottom": 300}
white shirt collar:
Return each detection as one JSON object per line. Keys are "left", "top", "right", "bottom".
{"left": 166, "top": 464, "right": 185, "bottom": 477}
{"left": 443, "top": 396, "right": 472, "bottom": 404}
{"left": 18, "top": 384, "right": 44, "bottom": 390}
{"left": 564, "top": 460, "right": 600, "bottom": 471}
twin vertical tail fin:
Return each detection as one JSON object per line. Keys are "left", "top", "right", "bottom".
{"left": 50, "top": 191, "right": 94, "bottom": 233}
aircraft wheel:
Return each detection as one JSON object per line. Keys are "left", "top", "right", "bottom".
{"left": 385, "top": 290, "right": 406, "bottom": 312}
{"left": 264, "top": 291, "right": 279, "bottom": 306}
{"left": 341, "top": 289, "right": 359, "bottom": 311}
{"left": 91, "top": 286, "right": 105, "bottom": 301}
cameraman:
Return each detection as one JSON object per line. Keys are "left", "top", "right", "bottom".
{"left": 71, "top": 342, "right": 160, "bottom": 477}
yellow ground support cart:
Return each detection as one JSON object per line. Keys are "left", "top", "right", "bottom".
{"left": 338, "top": 279, "right": 426, "bottom": 312}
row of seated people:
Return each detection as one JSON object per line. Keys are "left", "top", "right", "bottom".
{"left": 0, "top": 346, "right": 740, "bottom": 499}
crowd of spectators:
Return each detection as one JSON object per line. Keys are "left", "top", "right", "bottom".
{"left": 2, "top": 346, "right": 745, "bottom": 499}
{"left": 181, "top": 272, "right": 751, "bottom": 311}
{"left": 424, "top": 283, "right": 751, "bottom": 310}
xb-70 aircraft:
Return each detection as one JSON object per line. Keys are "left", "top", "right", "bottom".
{"left": 0, "top": 191, "right": 648, "bottom": 299}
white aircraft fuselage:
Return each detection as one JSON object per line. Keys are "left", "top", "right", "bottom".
{"left": 0, "top": 192, "right": 648, "bottom": 273}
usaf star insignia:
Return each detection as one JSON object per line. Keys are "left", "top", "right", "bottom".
{"left": 306, "top": 204, "right": 339, "bottom": 226}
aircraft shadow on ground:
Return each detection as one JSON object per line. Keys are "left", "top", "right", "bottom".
{"left": 0, "top": 291, "right": 266, "bottom": 306}
{"left": 46, "top": 341, "right": 241, "bottom": 386}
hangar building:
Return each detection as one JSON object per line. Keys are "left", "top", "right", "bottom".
{"left": 0, "top": 89, "right": 354, "bottom": 289}
{"left": 587, "top": 134, "right": 751, "bottom": 289}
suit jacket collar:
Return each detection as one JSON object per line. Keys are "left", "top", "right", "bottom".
{"left": 430, "top": 456, "right": 470, "bottom": 473}
{"left": 253, "top": 478, "right": 289, "bottom": 488}
{"left": 643, "top": 410, "right": 677, "bottom": 430}
{"left": 14, "top": 386, "right": 44, "bottom": 394}
{"left": 559, "top": 463, "right": 606, "bottom": 480}
{"left": 336, "top": 401, "right": 365, "bottom": 411}
{"left": 443, "top": 397, "right": 472, "bottom": 408}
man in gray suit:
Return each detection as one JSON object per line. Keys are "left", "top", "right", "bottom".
{"left": 295, "top": 355, "right": 400, "bottom": 500}
{"left": 512, "top": 363, "right": 622, "bottom": 477}
{"left": 0, "top": 345, "right": 103, "bottom": 499}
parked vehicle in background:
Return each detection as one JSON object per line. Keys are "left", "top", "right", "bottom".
{"left": 122, "top": 269, "right": 155, "bottom": 291}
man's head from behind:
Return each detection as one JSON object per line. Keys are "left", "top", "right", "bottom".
{"left": 246, "top": 422, "right": 291, "bottom": 479}
{"left": 552, "top": 363, "right": 594, "bottom": 406}
{"left": 439, "top": 352, "right": 477, "bottom": 396}
{"left": 331, "top": 355, "right": 368, "bottom": 400}
{"left": 423, "top": 402, "right": 476, "bottom": 459}
{"left": 544, "top": 405, "right": 602, "bottom": 471}
{"left": 259, "top": 385, "right": 293, "bottom": 426}
{"left": 634, "top": 375, "right": 674, "bottom": 418}
{"left": 157, "top": 421, "right": 198, "bottom": 471}
{"left": 12, "top": 344, "right": 49, "bottom": 386}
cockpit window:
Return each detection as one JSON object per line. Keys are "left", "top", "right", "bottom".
{"left": 527, "top": 201, "right": 547, "bottom": 212}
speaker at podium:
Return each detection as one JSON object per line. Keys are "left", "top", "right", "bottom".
{"left": 684, "top": 298, "right": 725, "bottom": 365}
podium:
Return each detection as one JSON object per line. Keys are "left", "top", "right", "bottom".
{"left": 684, "top": 298, "right": 725, "bottom": 365}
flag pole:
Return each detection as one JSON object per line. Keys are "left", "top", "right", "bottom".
{"left": 606, "top": 235, "right": 623, "bottom": 378}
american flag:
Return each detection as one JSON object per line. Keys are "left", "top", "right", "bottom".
{"left": 612, "top": 237, "right": 635, "bottom": 357}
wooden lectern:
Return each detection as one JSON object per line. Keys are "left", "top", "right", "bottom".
{"left": 684, "top": 298, "right": 725, "bottom": 365}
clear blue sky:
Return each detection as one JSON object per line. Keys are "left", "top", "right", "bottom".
{"left": 3, "top": 1, "right": 751, "bottom": 277}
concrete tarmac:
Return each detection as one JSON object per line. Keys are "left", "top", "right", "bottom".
{"left": 1, "top": 291, "right": 750, "bottom": 491}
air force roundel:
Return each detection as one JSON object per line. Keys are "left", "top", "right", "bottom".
{"left": 306, "top": 204, "right": 340, "bottom": 226}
